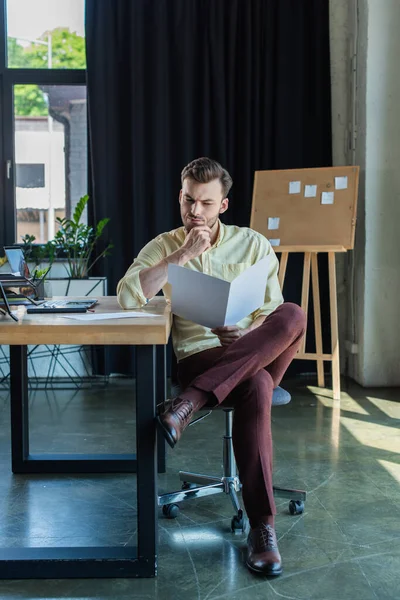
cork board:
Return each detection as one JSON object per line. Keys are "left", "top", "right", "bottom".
{"left": 250, "top": 166, "right": 359, "bottom": 249}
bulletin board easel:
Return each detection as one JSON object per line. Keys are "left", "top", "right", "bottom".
{"left": 250, "top": 166, "right": 360, "bottom": 400}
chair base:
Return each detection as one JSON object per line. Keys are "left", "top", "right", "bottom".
{"left": 158, "top": 471, "right": 306, "bottom": 513}
{"left": 158, "top": 407, "right": 307, "bottom": 526}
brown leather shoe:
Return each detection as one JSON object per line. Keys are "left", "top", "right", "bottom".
{"left": 157, "top": 398, "right": 195, "bottom": 448}
{"left": 246, "top": 523, "right": 282, "bottom": 577}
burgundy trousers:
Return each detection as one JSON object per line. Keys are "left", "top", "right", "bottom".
{"left": 177, "top": 302, "right": 306, "bottom": 526}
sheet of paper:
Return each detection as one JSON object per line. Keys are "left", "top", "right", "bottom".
{"left": 304, "top": 184, "right": 317, "bottom": 198}
{"left": 335, "top": 176, "right": 348, "bottom": 190}
{"left": 321, "top": 191, "right": 334, "bottom": 205}
{"left": 61, "top": 311, "right": 160, "bottom": 321}
{"left": 289, "top": 181, "right": 301, "bottom": 194}
{"left": 168, "top": 257, "right": 269, "bottom": 329}
{"left": 269, "top": 239, "right": 280, "bottom": 246}
{"left": 225, "top": 257, "right": 269, "bottom": 326}
{"left": 268, "top": 217, "right": 280, "bottom": 230}
{"left": 168, "top": 265, "right": 230, "bottom": 329}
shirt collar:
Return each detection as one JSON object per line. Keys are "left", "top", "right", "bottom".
{"left": 212, "top": 220, "right": 225, "bottom": 249}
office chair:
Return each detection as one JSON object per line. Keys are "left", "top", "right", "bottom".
{"left": 158, "top": 356, "right": 307, "bottom": 532}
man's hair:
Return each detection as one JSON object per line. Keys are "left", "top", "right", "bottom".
{"left": 181, "top": 157, "right": 233, "bottom": 198}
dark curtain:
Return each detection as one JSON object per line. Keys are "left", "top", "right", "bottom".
{"left": 85, "top": 0, "right": 332, "bottom": 376}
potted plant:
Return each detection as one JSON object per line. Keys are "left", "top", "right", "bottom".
{"left": 17, "top": 195, "right": 112, "bottom": 297}
{"left": 53, "top": 194, "right": 113, "bottom": 279}
{"left": 47, "top": 194, "right": 113, "bottom": 297}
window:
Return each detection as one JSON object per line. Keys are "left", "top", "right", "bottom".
{"left": 7, "top": 0, "right": 86, "bottom": 69}
{"left": 14, "top": 84, "right": 87, "bottom": 243}
{"left": 0, "top": 0, "right": 87, "bottom": 246}
{"left": 16, "top": 163, "right": 45, "bottom": 188}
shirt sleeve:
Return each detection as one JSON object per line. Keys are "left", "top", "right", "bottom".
{"left": 251, "top": 235, "right": 284, "bottom": 320}
{"left": 116, "top": 237, "right": 165, "bottom": 309}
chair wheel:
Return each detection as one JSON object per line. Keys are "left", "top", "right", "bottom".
{"left": 162, "top": 504, "right": 180, "bottom": 519}
{"left": 289, "top": 500, "right": 304, "bottom": 515}
{"left": 231, "top": 515, "right": 244, "bottom": 532}
{"left": 182, "top": 482, "right": 198, "bottom": 497}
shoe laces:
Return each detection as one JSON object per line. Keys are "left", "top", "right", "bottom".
{"left": 255, "top": 524, "right": 277, "bottom": 551}
{"left": 170, "top": 398, "right": 194, "bottom": 424}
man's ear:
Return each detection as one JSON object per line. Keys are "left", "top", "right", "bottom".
{"left": 179, "top": 189, "right": 183, "bottom": 204}
{"left": 219, "top": 198, "right": 229, "bottom": 214}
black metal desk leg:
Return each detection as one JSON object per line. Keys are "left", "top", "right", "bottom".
{"left": 9, "top": 344, "right": 137, "bottom": 475}
{"left": 10, "top": 346, "right": 29, "bottom": 473}
{"left": 156, "top": 344, "right": 166, "bottom": 473}
{"left": 136, "top": 345, "right": 158, "bottom": 577}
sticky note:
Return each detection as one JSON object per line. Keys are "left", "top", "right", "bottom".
{"left": 269, "top": 239, "right": 280, "bottom": 247}
{"left": 321, "top": 192, "right": 334, "bottom": 205}
{"left": 268, "top": 217, "right": 280, "bottom": 230}
{"left": 289, "top": 181, "right": 301, "bottom": 194}
{"left": 335, "top": 176, "right": 348, "bottom": 190}
{"left": 304, "top": 185, "right": 317, "bottom": 198}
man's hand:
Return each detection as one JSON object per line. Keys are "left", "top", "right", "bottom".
{"left": 181, "top": 226, "right": 212, "bottom": 261}
{"left": 138, "top": 225, "right": 211, "bottom": 299}
{"left": 211, "top": 325, "right": 250, "bottom": 347}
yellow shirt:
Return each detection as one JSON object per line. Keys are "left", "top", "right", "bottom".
{"left": 117, "top": 221, "right": 283, "bottom": 362}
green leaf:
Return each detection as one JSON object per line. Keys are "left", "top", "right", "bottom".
{"left": 95, "top": 218, "right": 110, "bottom": 238}
{"left": 72, "top": 195, "right": 89, "bottom": 225}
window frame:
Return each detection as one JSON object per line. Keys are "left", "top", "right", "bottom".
{"left": 0, "top": 0, "right": 87, "bottom": 247}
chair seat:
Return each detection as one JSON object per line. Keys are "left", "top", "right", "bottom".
{"left": 170, "top": 384, "right": 291, "bottom": 408}
{"left": 271, "top": 386, "right": 291, "bottom": 406}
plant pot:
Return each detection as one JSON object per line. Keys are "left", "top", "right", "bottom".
{"left": 47, "top": 276, "right": 108, "bottom": 298}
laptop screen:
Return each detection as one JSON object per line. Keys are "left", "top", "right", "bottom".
{"left": 4, "top": 247, "right": 31, "bottom": 279}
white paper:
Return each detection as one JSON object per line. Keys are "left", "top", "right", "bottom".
{"left": 268, "top": 217, "right": 280, "bottom": 230}
{"left": 289, "top": 181, "right": 301, "bottom": 194}
{"left": 335, "top": 176, "right": 348, "bottom": 190}
{"left": 304, "top": 185, "right": 317, "bottom": 198}
{"left": 61, "top": 311, "right": 160, "bottom": 321}
{"left": 269, "top": 239, "right": 280, "bottom": 246}
{"left": 321, "top": 191, "right": 334, "bottom": 205}
{"left": 168, "top": 257, "right": 269, "bottom": 329}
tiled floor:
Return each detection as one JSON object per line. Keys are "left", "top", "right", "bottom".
{"left": 0, "top": 377, "right": 399, "bottom": 599}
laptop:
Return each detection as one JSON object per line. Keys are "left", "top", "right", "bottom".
{"left": 1, "top": 246, "right": 51, "bottom": 304}
{"left": 3, "top": 246, "right": 49, "bottom": 282}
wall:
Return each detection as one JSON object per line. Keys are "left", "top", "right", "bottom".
{"left": 354, "top": 0, "right": 400, "bottom": 385}
{"left": 331, "top": 0, "right": 400, "bottom": 386}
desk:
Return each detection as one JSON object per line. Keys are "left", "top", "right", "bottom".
{"left": 0, "top": 296, "right": 171, "bottom": 578}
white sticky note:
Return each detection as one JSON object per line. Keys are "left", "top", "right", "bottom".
{"left": 321, "top": 192, "right": 334, "bottom": 205}
{"left": 268, "top": 217, "right": 280, "bottom": 230}
{"left": 269, "top": 239, "right": 280, "bottom": 247}
{"left": 304, "top": 185, "right": 317, "bottom": 198}
{"left": 289, "top": 181, "right": 301, "bottom": 194}
{"left": 335, "top": 176, "right": 348, "bottom": 190}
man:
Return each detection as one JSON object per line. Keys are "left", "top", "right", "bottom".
{"left": 117, "top": 157, "right": 305, "bottom": 577}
